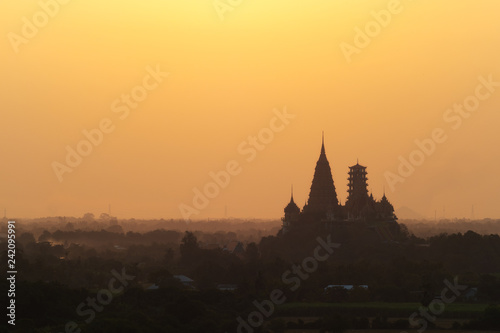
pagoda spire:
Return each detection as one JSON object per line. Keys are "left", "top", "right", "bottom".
{"left": 303, "top": 133, "right": 339, "bottom": 216}
{"left": 284, "top": 185, "right": 300, "bottom": 214}
{"left": 321, "top": 131, "right": 325, "bottom": 154}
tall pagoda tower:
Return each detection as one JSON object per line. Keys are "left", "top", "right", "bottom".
{"left": 345, "top": 162, "right": 369, "bottom": 219}
{"left": 302, "top": 133, "right": 339, "bottom": 218}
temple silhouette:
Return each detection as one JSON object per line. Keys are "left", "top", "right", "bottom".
{"left": 282, "top": 134, "right": 399, "bottom": 238}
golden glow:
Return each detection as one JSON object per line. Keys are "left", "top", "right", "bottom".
{"left": 1, "top": 0, "right": 499, "bottom": 219}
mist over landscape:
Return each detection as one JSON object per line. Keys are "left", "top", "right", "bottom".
{"left": 2, "top": 0, "right": 500, "bottom": 332}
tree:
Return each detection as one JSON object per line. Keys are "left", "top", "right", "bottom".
{"left": 180, "top": 231, "right": 200, "bottom": 262}
{"left": 18, "top": 232, "right": 36, "bottom": 246}
{"left": 38, "top": 230, "right": 52, "bottom": 242}
{"left": 163, "top": 248, "right": 175, "bottom": 267}
{"left": 107, "top": 224, "right": 124, "bottom": 233}
{"left": 245, "top": 242, "right": 260, "bottom": 262}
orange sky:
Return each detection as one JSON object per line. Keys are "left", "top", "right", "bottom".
{"left": 1, "top": 0, "right": 499, "bottom": 220}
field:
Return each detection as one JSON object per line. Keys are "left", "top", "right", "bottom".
{"left": 283, "top": 331, "right": 500, "bottom": 333}
{"left": 275, "top": 302, "right": 490, "bottom": 319}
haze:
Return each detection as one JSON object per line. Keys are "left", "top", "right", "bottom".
{"left": 1, "top": 0, "right": 499, "bottom": 220}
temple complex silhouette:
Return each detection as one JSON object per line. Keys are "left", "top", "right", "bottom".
{"left": 282, "top": 134, "right": 399, "bottom": 237}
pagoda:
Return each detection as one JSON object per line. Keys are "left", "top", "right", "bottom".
{"left": 281, "top": 134, "right": 398, "bottom": 236}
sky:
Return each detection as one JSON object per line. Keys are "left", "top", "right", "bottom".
{"left": 1, "top": 0, "right": 499, "bottom": 220}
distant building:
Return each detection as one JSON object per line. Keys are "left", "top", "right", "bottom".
{"left": 324, "top": 284, "right": 369, "bottom": 291}
{"left": 463, "top": 287, "right": 478, "bottom": 301}
{"left": 173, "top": 275, "right": 195, "bottom": 288}
{"left": 282, "top": 134, "right": 399, "bottom": 237}
{"left": 223, "top": 241, "right": 245, "bottom": 258}
{"left": 217, "top": 284, "right": 239, "bottom": 291}
{"left": 147, "top": 284, "right": 160, "bottom": 290}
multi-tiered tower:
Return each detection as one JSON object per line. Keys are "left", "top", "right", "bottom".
{"left": 345, "top": 162, "right": 369, "bottom": 219}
